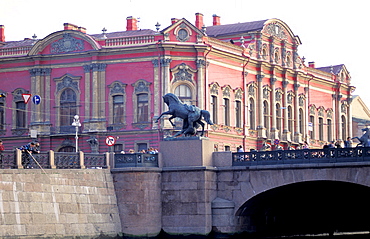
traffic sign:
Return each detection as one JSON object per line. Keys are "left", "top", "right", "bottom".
{"left": 22, "top": 94, "right": 31, "bottom": 104}
{"left": 105, "top": 136, "right": 116, "bottom": 146}
{"left": 32, "top": 95, "right": 41, "bottom": 105}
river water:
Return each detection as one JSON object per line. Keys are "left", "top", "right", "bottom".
{"left": 97, "top": 231, "right": 370, "bottom": 239}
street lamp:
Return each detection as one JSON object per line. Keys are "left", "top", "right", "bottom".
{"left": 72, "top": 115, "right": 81, "bottom": 152}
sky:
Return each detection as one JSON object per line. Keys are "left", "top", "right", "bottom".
{"left": 1, "top": 0, "right": 369, "bottom": 107}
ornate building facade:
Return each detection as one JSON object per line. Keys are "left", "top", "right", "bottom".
{"left": 0, "top": 13, "right": 353, "bottom": 152}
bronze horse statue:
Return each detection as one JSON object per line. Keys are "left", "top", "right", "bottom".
{"left": 352, "top": 127, "right": 370, "bottom": 147}
{"left": 155, "top": 93, "right": 213, "bottom": 137}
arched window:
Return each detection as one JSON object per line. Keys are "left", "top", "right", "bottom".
{"left": 175, "top": 85, "right": 192, "bottom": 104}
{"left": 288, "top": 106, "right": 293, "bottom": 133}
{"left": 235, "top": 100, "right": 242, "bottom": 128}
{"left": 341, "top": 115, "right": 347, "bottom": 140}
{"left": 132, "top": 79, "right": 151, "bottom": 124}
{"left": 276, "top": 103, "right": 281, "bottom": 138}
{"left": 299, "top": 108, "right": 304, "bottom": 135}
{"left": 58, "top": 146, "right": 75, "bottom": 152}
{"left": 249, "top": 98, "right": 255, "bottom": 130}
{"left": 60, "top": 88, "right": 77, "bottom": 132}
{"left": 108, "top": 81, "right": 126, "bottom": 126}
{"left": 263, "top": 100, "right": 269, "bottom": 133}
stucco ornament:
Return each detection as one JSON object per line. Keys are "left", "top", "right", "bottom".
{"left": 51, "top": 33, "right": 84, "bottom": 54}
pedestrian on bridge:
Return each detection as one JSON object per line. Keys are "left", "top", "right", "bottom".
{"left": 344, "top": 137, "right": 353, "bottom": 148}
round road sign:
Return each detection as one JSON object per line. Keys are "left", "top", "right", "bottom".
{"left": 105, "top": 136, "right": 116, "bottom": 146}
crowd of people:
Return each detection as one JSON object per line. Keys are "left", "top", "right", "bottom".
{"left": 239, "top": 137, "right": 356, "bottom": 153}
{"left": 120, "top": 147, "right": 159, "bottom": 154}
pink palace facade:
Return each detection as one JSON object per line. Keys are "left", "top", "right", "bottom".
{"left": 0, "top": 13, "right": 354, "bottom": 152}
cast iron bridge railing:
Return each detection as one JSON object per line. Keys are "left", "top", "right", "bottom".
{"left": 0, "top": 149, "right": 159, "bottom": 169}
{"left": 114, "top": 153, "right": 159, "bottom": 168}
{"left": 232, "top": 147, "right": 370, "bottom": 166}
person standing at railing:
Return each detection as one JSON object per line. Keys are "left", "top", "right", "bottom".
{"left": 18, "top": 142, "right": 40, "bottom": 168}
{"left": 0, "top": 139, "right": 4, "bottom": 167}
{"left": 302, "top": 141, "right": 309, "bottom": 149}
{"left": 344, "top": 137, "right": 353, "bottom": 148}
{"left": 335, "top": 140, "right": 343, "bottom": 148}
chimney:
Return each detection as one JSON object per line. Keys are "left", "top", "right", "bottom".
{"left": 64, "top": 23, "right": 79, "bottom": 31}
{"left": 195, "top": 13, "right": 204, "bottom": 29}
{"left": 308, "top": 61, "right": 315, "bottom": 68}
{"left": 126, "top": 16, "right": 138, "bottom": 31}
{"left": 213, "top": 14, "right": 221, "bottom": 26}
{"left": 0, "top": 25, "right": 5, "bottom": 42}
{"left": 78, "top": 26, "right": 87, "bottom": 33}
{"left": 171, "top": 18, "right": 179, "bottom": 24}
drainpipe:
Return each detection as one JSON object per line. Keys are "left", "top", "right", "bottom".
{"left": 242, "top": 50, "right": 251, "bottom": 150}
{"left": 203, "top": 41, "right": 212, "bottom": 110}
{"left": 202, "top": 41, "right": 212, "bottom": 138}
{"left": 306, "top": 74, "right": 313, "bottom": 142}
{"left": 156, "top": 40, "right": 162, "bottom": 149}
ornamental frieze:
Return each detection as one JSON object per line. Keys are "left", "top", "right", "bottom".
{"left": 51, "top": 33, "right": 84, "bottom": 54}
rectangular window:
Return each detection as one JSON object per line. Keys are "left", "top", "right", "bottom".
{"left": 310, "top": 116, "right": 315, "bottom": 139}
{"left": 137, "top": 93, "right": 149, "bottom": 122}
{"left": 137, "top": 143, "right": 148, "bottom": 152}
{"left": 16, "top": 102, "right": 26, "bottom": 128}
{"left": 319, "top": 117, "right": 324, "bottom": 141}
{"left": 0, "top": 102, "right": 4, "bottom": 130}
{"left": 224, "top": 98, "right": 230, "bottom": 126}
{"left": 211, "top": 96, "right": 217, "bottom": 124}
{"left": 113, "top": 95, "right": 124, "bottom": 124}
{"left": 327, "top": 119, "right": 332, "bottom": 142}
{"left": 235, "top": 101, "right": 241, "bottom": 128}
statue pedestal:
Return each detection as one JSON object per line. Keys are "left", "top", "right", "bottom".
{"left": 160, "top": 137, "right": 215, "bottom": 167}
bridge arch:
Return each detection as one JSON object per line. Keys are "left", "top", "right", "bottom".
{"left": 235, "top": 180, "right": 370, "bottom": 237}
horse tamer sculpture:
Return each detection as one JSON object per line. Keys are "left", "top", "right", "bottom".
{"left": 352, "top": 127, "right": 370, "bottom": 147}
{"left": 155, "top": 93, "right": 213, "bottom": 137}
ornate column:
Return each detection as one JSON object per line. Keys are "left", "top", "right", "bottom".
{"left": 83, "top": 64, "right": 91, "bottom": 121}
{"left": 282, "top": 80, "right": 290, "bottom": 141}
{"left": 294, "top": 83, "right": 302, "bottom": 143}
{"left": 270, "top": 78, "right": 278, "bottom": 139}
{"left": 256, "top": 74, "right": 265, "bottom": 138}
{"left": 196, "top": 59, "right": 206, "bottom": 108}
{"left": 304, "top": 86, "right": 310, "bottom": 142}
{"left": 98, "top": 63, "right": 107, "bottom": 118}
{"left": 152, "top": 59, "right": 160, "bottom": 128}
{"left": 29, "top": 68, "right": 41, "bottom": 123}
{"left": 161, "top": 58, "right": 172, "bottom": 110}
{"left": 85, "top": 63, "right": 107, "bottom": 132}
{"left": 44, "top": 68, "right": 52, "bottom": 124}
{"left": 347, "top": 97, "right": 353, "bottom": 138}
{"left": 29, "top": 68, "right": 52, "bottom": 135}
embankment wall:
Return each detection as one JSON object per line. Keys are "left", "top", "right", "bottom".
{"left": 0, "top": 169, "right": 122, "bottom": 238}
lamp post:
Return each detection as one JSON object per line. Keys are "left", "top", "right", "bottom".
{"left": 72, "top": 115, "right": 81, "bottom": 152}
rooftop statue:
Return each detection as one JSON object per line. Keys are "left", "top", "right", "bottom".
{"left": 352, "top": 127, "right": 370, "bottom": 147}
{"left": 155, "top": 93, "right": 213, "bottom": 137}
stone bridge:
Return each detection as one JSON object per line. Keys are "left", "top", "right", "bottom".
{"left": 115, "top": 139, "right": 370, "bottom": 237}
{"left": 1, "top": 139, "right": 370, "bottom": 238}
